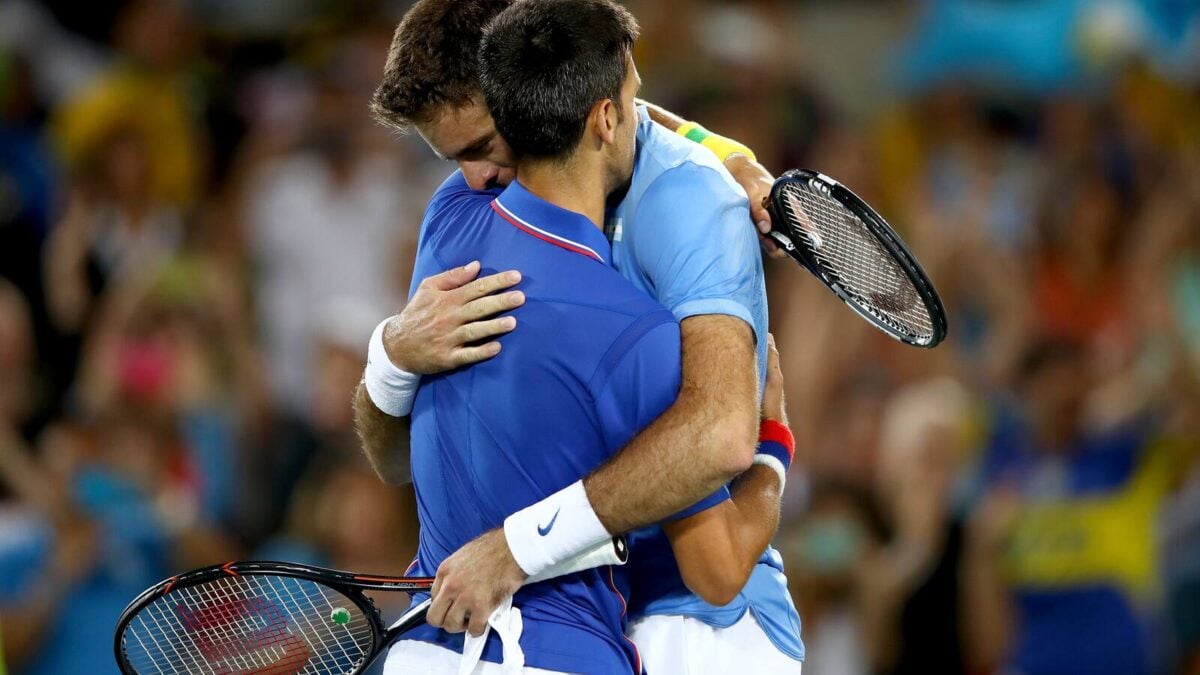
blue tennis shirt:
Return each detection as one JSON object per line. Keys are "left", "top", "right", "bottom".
{"left": 403, "top": 173, "right": 682, "bottom": 674}
{"left": 607, "top": 106, "right": 804, "bottom": 661}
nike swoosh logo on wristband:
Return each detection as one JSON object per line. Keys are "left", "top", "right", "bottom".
{"left": 537, "top": 508, "right": 561, "bottom": 536}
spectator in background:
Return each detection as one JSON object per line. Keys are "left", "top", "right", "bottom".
{"left": 51, "top": 0, "right": 206, "bottom": 208}
{"left": 257, "top": 462, "right": 418, "bottom": 621}
{"left": 779, "top": 480, "right": 886, "bottom": 675}
{"left": 860, "top": 378, "right": 974, "bottom": 675}
{"left": 963, "top": 339, "right": 1174, "bottom": 675}
{"left": 70, "top": 261, "right": 261, "bottom": 529}
{"left": 0, "top": 275, "right": 239, "bottom": 673}
{"left": 241, "top": 70, "right": 418, "bottom": 419}
{"left": 0, "top": 282, "right": 37, "bottom": 443}
{"left": 0, "top": 53, "right": 66, "bottom": 439}
{"left": 1032, "top": 168, "right": 1132, "bottom": 351}
{"left": 242, "top": 299, "right": 381, "bottom": 539}
{"left": 43, "top": 124, "right": 184, "bottom": 335}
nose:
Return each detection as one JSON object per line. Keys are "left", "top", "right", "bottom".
{"left": 462, "top": 162, "right": 499, "bottom": 191}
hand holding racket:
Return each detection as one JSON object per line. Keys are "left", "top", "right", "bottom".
{"left": 114, "top": 536, "right": 628, "bottom": 675}
{"left": 765, "top": 169, "right": 948, "bottom": 348}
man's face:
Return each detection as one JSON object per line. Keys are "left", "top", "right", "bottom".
{"left": 416, "top": 99, "right": 516, "bottom": 190}
{"left": 606, "top": 55, "right": 641, "bottom": 192}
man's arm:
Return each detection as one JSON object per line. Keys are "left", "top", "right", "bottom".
{"left": 665, "top": 334, "right": 791, "bottom": 605}
{"left": 354, "top": 379, "right": 412, "bottom": 484}
{"left": 427, "top": 314, "right": 760, "bottom": 636}
{"left": 354, "top": 261, "right": 526, "bottom": 484}
{"left": 588, "top": 314, "right": 759, "bottom": 531}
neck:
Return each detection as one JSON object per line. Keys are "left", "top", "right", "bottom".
{"left": 517, "top": 154, "right": 607, "bottom": 231}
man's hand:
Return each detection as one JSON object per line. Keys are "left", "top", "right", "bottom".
{"left": 724, "top": 154, "right": 786, "bottom": 259}
{"left": 387, "top": 261, "right": 526, "bottom": 374}
{"left": 760, "top": 333, "right": 787, "bottom": 425}
{"left": 427, "top": 528, "right": 527, "bottom": 637}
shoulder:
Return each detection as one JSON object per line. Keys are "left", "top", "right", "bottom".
{"left": 427, "top": 170, "right": 500, "bottom": 212}
{"left": 635, "top": 124, "right": 747, "bottom": 208}
{"left": 535, "top": 261, "right": 676, "bottom": 324}
{"left": 419, "top": 170, "right": 499, "bottom": 248}
{"left": 632, "top": 152, "right": 749, "bottom": 233}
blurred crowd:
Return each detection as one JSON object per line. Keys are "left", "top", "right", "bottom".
{"left": 0, "top": 0, "right": 1197, "bottom": 674}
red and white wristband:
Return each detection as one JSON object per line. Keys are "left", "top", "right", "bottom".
{"left": 753, "top": 419, "right": 795, "bottom": 488}
{"left": 364, "top": 318, "right": 421, "bottom": 417}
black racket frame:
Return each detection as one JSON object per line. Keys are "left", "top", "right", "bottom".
{"left": 114, "top": 560, "right": 433, "bottom": 675}
{"left": 765, "top": 169, "right": 948, "bottom": 348}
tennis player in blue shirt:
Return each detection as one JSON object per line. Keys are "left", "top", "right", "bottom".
{"left": 358, "top": 0, "right": 802, "bottom": 672}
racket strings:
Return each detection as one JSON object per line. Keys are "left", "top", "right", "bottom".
{"left": 121, "top": 575, "right": 375, "bottom": 674}
{"left": 781, "top": 183, "right": 935, "bottom": 341}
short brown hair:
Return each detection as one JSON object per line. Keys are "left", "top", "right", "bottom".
{"left": 371, "top": 0, "right": 512, "bottom": 133}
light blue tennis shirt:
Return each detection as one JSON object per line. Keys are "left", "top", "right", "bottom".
{"left": 607, "top": 105, "right": 805, "bottom": 661}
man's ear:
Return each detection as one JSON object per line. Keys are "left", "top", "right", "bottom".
{"left": 589, "top": 98, "right": 617, "bottom": 146}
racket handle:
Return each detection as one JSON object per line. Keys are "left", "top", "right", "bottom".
{"left": 526, "top": 535, "right": 627, "bottom": 584}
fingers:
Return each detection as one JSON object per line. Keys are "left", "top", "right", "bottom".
{"left": 459, "top": 270, "right": 522, "bottom": 302}
{"left": 442, "top": 598, "right": 470, "bottom": 635}
{"left": 766, "top": 333, "right": 781, "bottom": 374}
{"left": 752, "top": 203, "right": 773, "bottom": 235}
{"left": 466, "top": 607, "right": 490, "bottom": 637}
{"left": 761, "top": 333, "right": 786, "bottom": 423}
{"left": 423, "top": 260, "right": 482, "bottom": 291}
{"left": 462, "top": 290, "right": 525, "bottom": 322}
{"left": 452, "top": 342, "right": 504, "bottom": 368}
{"left": 427, "top": 573, "right": 451, "bottom": 629}
{"left": 455, "top": 317, "right": 517, "bottom": 345}
{"left": 759, "top": 234, "right": 788, "bottom": 259}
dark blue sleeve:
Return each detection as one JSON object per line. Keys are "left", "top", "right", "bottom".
{"left": 665, "top": 485, "right": 730, "bottom": 521}
{"left": 590, "top": 310, "right": 730, "bottom": 520}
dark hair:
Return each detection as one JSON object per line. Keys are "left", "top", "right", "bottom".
{"left": 371, "top": 0, "right": 512, "bottom": 133}
{"left": 479, "top": 0, "right": 639, "bottom": 160}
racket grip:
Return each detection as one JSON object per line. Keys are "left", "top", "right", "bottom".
{"left": 525, "top": 535, "right": 627, "bottom": 585}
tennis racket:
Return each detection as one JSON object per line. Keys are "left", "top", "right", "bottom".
{"left": 114, "top": 536, "right": 628, "bottom": 675}
{"left": 766, "top": 169, "right": 948, "bottom": 348}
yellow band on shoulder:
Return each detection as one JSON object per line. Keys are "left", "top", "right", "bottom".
{"left": 676, "top": 122, "right": 756, "bottom": 163}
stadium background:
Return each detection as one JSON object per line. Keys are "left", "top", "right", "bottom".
{"left": 0, "top": 0, "right": 1197, "bottom": 673}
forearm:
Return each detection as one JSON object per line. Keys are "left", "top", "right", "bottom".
{"left": 638, "top": 99, "right": 688, "bottom": 132}
{"left": 584, "top": 316, "right": 758, "bottom": 534}
{"left": 726, "top": 464, "right": 784, "bottom": 562}
{"left": 353, "top": 380, "right": 412, "bottom": 485}
{"left": 664, "top": 464, "right": 782, "bottom": 605}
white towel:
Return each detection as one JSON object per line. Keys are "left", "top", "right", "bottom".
{"left": 458, "top": 596, "right": 525, "bottom": 675}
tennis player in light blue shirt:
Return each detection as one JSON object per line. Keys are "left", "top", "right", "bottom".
{"left": 609, "top": 105, "right": 805, "bottom": 668}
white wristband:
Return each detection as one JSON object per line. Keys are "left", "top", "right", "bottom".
{"left": 752, "top": 453, "right": 787, "bottom": 490}
{"left": 364, "top": 318, "right": 421, "bottom": 417}
{"left": 503, "top": 480, "right": 610, "bottom": 578}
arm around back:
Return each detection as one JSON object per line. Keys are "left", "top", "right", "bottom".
{"left": 663, "top": 333, "right": 791, "bottom": 606}
{"left": 584, "top": 313, "right": 759, "bottom": 535}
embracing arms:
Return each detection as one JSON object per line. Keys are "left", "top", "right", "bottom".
{"left": 665, "top": 333, "right": 790, "bottom": 606}
{"left": 425, "top": 312, "right": 765, "bottom": 635}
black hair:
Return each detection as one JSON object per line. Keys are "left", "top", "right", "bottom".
{"left": 479, "top": 0, "right": 639, "bottom": 160}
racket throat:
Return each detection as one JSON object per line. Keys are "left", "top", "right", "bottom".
{"left": 768, "top": 230, "right": 797, "bottom": 253}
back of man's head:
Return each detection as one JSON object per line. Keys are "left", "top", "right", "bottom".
{"left": 480, "top": 0, "right": 640, "bottom": 161}
{"left": 372, "top": 0, "right": 512, "bottom": 132}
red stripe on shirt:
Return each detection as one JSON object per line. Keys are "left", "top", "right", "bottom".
{"left": 608, "top": 566, "right": 643, "bottom": 675}
{"left": 491, "top": 201, "right": 603, "bottom": 262}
